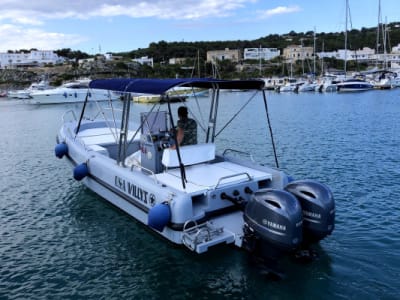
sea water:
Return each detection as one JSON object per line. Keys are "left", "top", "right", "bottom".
{"left": 0, "top": 89, "right": 399, "bottom": 299}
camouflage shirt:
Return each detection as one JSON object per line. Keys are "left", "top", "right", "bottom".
{"left": 177, "top": 118, "right": 197, "bottom": 146}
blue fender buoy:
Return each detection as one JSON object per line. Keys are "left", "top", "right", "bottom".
{"left": 73, "top": 163, "right": 89, "bottom": 181}
{"left": 55, "top": 143, "right": 68, "bottom": 158}
{"left": 148, "top": 202, "right": 171, "bottom": 231}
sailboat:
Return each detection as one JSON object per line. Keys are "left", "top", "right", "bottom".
{"left": 337, "top": 0, "right": 373, "bottom": 92}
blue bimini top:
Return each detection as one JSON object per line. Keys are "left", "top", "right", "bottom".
{"left": 89, "top": 77, "right": 265, "bottom": 95}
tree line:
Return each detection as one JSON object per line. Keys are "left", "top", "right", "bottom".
{"left": 7, "top": 22, "right": 400, "bottom": 80}
{"left": 122, "top": 22, "right": 400, "bottom": 63}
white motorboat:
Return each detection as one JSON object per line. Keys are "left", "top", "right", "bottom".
{"left": 336, "top": 78, "right": 373, "bottom": 92}
{"left": 55, "top": 78, "right": 335, "bottom": 277}
{"left": 315, "top": 76, "right": 339, "bottom": 93}
{"left": 372, "top": 78, "right": 393, "bottom": 90}
{"left": 28, "top": 79, "right": 120, "bottom": 104}
{"left": 7, "top": 80, "right": 52, "bottom": 99}
{"left": 278, "top": 82, "right": 298, "bottom": 92}
{"left": 298, "top": 81, "right": 318, "bottom": 92}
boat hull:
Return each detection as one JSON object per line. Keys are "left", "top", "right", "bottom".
{"left": 337, "top": 80, "right": 373, "bottom": 92}
{"left": 29, "top": 88, "right": 119, "bottom": 104}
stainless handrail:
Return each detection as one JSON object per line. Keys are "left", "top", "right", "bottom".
{"left": 62, "top": 110, "right": 77, "bottom": 123}
{"left": 215, "top": 172, "right": 252, "bottom": 189}
{"left": 222, "top": 148, "right": 255, "bottom": 162}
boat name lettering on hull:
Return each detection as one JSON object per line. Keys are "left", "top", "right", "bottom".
{"left": 114, "top": 176, "right": 149, "bottom": 204}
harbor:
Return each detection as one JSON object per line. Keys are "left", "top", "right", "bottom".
{"left": 0, "top": 88, "right": 399, "bottom": 298}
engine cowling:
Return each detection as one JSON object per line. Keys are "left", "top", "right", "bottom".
{"left": 285, "top": 180, "right": 335, "bottom": 244}
{"left": 243, "top": 189, "right": 303, "bottom": 254}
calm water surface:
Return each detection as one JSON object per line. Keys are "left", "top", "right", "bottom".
{"left": 0, "top": 89, "right": 399, "bottom": 299}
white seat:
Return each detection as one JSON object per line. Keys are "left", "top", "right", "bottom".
{"left": 162, "top": 143, "right": 215, "bottom": 168}
{"left": 87, "top": 144, "right": 109, "bottom": 156}
{"left": 124, "top": 150, "right": 141, "bottom": 168}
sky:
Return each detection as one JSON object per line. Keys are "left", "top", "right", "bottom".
{"left": 0, "top": 0, "right": 398, "bottom": 54}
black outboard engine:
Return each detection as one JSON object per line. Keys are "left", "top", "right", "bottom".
{"left": 243, "top": 189, "right": 303, "bottom": 261}
{"left": 285, "top": 180, "right": 335, "bottom": 245}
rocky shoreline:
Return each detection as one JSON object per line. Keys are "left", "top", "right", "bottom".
{"left": 0, "top": 63, "right": 117, "bottom": 91}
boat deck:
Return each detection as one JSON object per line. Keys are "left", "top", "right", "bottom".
{"left": 155, "top": 161, "right": 272, "bottom": 194}
{"left": 77, "top": 127, "right": 140, "bottom": 145}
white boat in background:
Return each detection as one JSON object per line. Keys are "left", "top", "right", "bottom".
{"left": 315, "top": 76, "right": 339, "bottom": 92}
{"left": 262, "top": 77, "right": 285, "bottom": 91}
{"left": 372, "top": 77, "right": 392, "bottom": 89}
{"left": 28, "top": 79, "right": 120, "bottom": 104}
{"left": 54, "top": 78, "right": 335, "bottom": 278}
{"left": 298, "top": 81, "right": 318, "bottom": 92}
{"left": 7, "top": 80, "right": 52, "bottom": 99}
{"left": 278, "top": 80, "right": 299, "bottom": 92}
{"left": 392, "top": 76, "right": 400, "bottom": 87}
{"left": 336, "top": 78, "right": 373, "bottom": 92}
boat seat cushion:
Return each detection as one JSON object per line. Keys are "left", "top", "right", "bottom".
{"left": 87, "top": 144, "right": 109, "bottom": 156}
{"left": 162, "top": 143, "right": 215, "bottom": 167}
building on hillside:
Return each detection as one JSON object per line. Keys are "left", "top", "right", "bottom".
{"left": 132, "top": 56, "right": 154, "bottom": 67}
{"left": 318, "top": 45, "right": 400, "bottom": 69}
{"left": 392, "top": 43, "right": 400, "bottom": 53}
{"left": 338, "top": 47, "right": 375, "bottom": 61}
{"left": 317, "top": 47, "right": 375, "bottom": 62}
{"left": 78, "top": 58, "right": 96, "bottom": 65}
{"left": 0, "top": 50, "right": 65, "bottom": 69}
{"left": 283, "top": 45, "right": 314, "bottom": 62}
{"left": 206, "top": 48, "right": 241, "bottom": 63}
{"left": 104, "top": 53, "right": 113, "bottom": 60}
{"left": 243, "top": 48, "right": 280, "bottom": 61}
{"left": 169, "top": 57, "right": 187, "bottom": 65}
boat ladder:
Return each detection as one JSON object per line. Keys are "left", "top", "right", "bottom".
{"left": 181, "top": 221, "right": 235, "bottom": 253}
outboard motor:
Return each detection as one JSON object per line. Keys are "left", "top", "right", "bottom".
{"left": 285, "top": 180, "right": 335, "bottom": 245}
{"left": 243, "top": 189, "right": 303, "bottom": 260}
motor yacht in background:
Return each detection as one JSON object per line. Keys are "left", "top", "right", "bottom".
{"left": 7, "top": 79, "right": 52, "bottom": 99}
{"left": 297, "top": 81, "right": 319, "bottom": 92}
{"left": 28, "top": 78, "right": 120, "bottom": 104}
{"left": 336, "top": 78, "right": 373, "bottom": 92}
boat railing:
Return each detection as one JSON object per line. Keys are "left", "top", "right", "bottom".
{"left": 215, "top": 172, "right": 252, "bottom": 189}
{"left": 130, "top": 164, "right": 157, "bottom": 179}
{"left": 62, "top": 110, "right": 77, "bottom": 123}
{"left": 222, "top": 148, "right": 255, "bottom": 162}
{"left": 181, "top": 220, "right": 224, "bottom": 252}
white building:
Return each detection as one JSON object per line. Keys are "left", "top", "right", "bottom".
{"left": 0, "top": 50, "right": 64, "bottom": 69}
{"left": 206, "top": 48, "right": 241, "bottom": 63}
{"left": 244, "top": 48, "right": 280, "bottom": 61}
{"left": 317, "top": 47, "right": 375, "bottom": 61}
{"left": 132, "top": 56, "right": 154, "bottom": 67}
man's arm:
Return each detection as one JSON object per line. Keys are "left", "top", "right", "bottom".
{"left": 176, "top": 127, "right": 184, "bottom": 145}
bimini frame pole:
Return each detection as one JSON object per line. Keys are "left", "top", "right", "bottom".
{"left": 206, "top": 83, "right": 220, "bottom": 143}
{"left": 262, "top": 90, "right": 279, "bottom": 168}
{"left": 117, "top": 92, "right": 131, "bottom": 166}
{"left": 166, "top": 95, "right": 187, "bottom": 189}
{"left": 74, "top": 92, "right": 90, "bottom": 138}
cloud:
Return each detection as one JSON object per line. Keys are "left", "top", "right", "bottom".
{"left": 0, "top": 0, "right": 255, "bottom": 51}
{"left": 0, "top": 0, "right": 254, "bottom": 21}
{"left": 257, "top": 5, "right": 301, "bottom": 19}
{"left": 84, "top": 0, "right": 253, "bottom": 20}
{"left": 0, "top": 24, "right": 87, "bottom": 51}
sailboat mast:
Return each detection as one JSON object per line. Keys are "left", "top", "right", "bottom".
{"left": 313, "top": 28, "right": 316, "bottom": 76}
{"left": 344, "top": 0, "right": 348, "bottom": 77}
{"left": 376, "top": 0, "right": 381, "bottom": 67}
